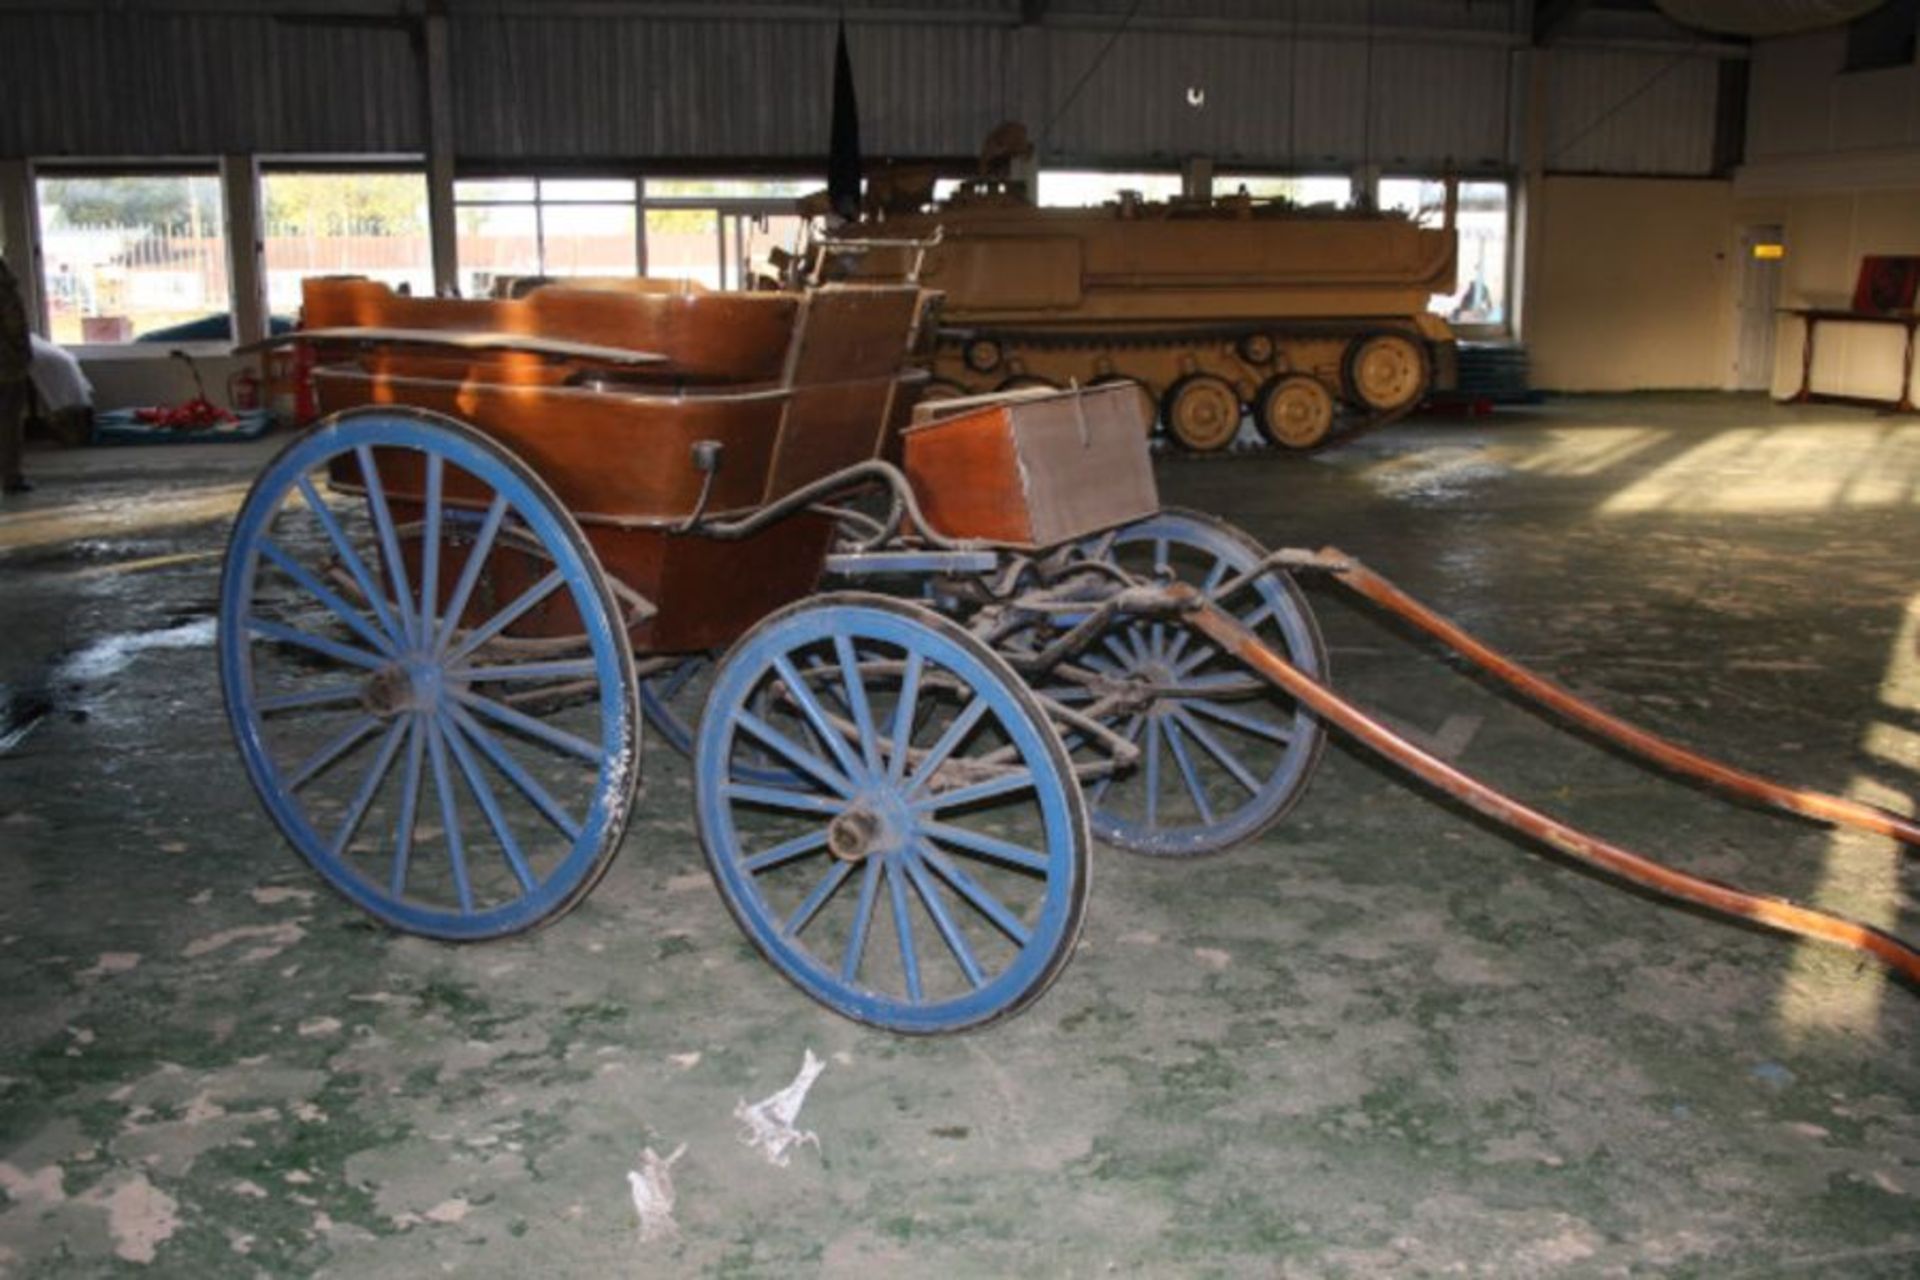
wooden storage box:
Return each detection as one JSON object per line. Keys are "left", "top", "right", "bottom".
{"left": 902, "top": 382, "right": 1158, "bottom": 548}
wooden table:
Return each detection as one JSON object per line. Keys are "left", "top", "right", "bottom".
{"left": 1780, "top": 307, "right": 1919, "bottom": 414}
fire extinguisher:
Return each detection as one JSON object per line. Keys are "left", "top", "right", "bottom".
{"left": 293, "top": 339, "right": 319, "bottom": 424}
{"left": 227, "top": 367, "right": 262, "bottom": 413}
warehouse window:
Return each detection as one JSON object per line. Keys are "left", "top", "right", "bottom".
{"left": 262, "top": 170, "right": 430, "bottom": 316}
{"left": 642, "top": 178, "right": 808, "bottom": 290}
{"left": 1379, "top": 175, "right": 1510, "bottom": 331}
{"left": 36, "top": 171, "right": 228, "bottom": 344}
{"left": 644, "top": 178, "right": 815, "bottom": 200}
{"left": 1212, "top": 173, "right": 1352, "bottom": 207}
{"left": 454, "top": 177, "right": 639, "bottom": 297}
{"left": 642, "top": 206, "right": 720, "bottom": 288}
{"left": 1038, "top": 170, "right": 1182, "bottom": 207}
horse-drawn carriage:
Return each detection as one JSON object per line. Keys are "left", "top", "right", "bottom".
{"left": 218, "top": 275, "right": 1920, "bottom": 1034}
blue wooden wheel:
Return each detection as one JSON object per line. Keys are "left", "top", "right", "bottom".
{"left": 218, "top": 408, "right": 641, "bottom": 940}
{"left": 1058, "top": 508, "right": 1327, "bottom": 856}
{"left": 641, "top": 655, "right": 795, "bottom": 787}
{"left": 639, "top": 657, "right": 708, "bottom": 757}
{"left": 695, "top": 594, "right": 1090, "bottom": 1033}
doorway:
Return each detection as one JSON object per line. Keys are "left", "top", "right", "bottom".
{"left": 1734, "top": 224, "right": 1784, "bottom": 392}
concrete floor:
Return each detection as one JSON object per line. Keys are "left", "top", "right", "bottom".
{"left": 2, "top": 393, "right": 1918, "bottom": 1276}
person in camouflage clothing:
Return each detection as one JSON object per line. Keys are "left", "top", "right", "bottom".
{"left": 0, "top": 254, "right": 30, "bottom": 493}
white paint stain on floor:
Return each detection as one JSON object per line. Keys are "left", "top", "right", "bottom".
{"left": 82, "top": 1174, "right": 180, "bottom": 1265}
{"left": 181, "top": 921, "right": 306, "bottom": 962}
{"left": 78, "top": 952, "right": 142, "bottom": 980}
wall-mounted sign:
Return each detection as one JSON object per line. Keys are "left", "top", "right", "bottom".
{"left": 1751, "top": 243, "right": 1785, "bottom": 260}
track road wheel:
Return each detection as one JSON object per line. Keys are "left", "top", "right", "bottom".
{"left": 963, "top": 337, "right": 1004, "bottom": 374}
{"left": 695, "top": 594, "right": 1090, "bottom": 1033}
{"left": 1344, "top": 331, "right": 1429, "bottom": 415}
{"left": 1254, "top": 375, "right": 1336, "bottom": 451}
{"left": 1052, "top": 508, "right": 1328, "bottom": 856}
{"left": 1161, "top": 374, "right": 1242, "bottom": 453}
{"left": 218, "top": 408, "right": 641, "bottom": 939}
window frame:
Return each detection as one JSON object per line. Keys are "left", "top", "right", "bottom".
{"left": 258, "top": 163, "right": 433, "bottom": 318}
{"left": 638, "top": 181, "right": 804, "bottom": 291}
{"left": 1378, "top": 172, "right": 1516, "bottom": 341}
{"left": 453, "top": 173, "right": 645, "bottom": 292}
{"left": 33, "top": 160, "right": 234, "bottom": 358}
{"left": 1210, "top": 170, "right": 1355, "bottom": 207}
{"left": 1036, "top": 168, "right": 1184, "bottom": 208}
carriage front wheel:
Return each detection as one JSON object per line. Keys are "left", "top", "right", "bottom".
{"left": 1061, "top": 507, "right": 1328, "bottom": 856}
{"left": 218, "top": 409, "right": 642, "bottom": 940}
{"left": 695, "top": 594, "right": 1090, "bottom": 1033}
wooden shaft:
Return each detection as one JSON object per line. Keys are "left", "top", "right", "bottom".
{"left": 1184, "top": 591, "right": 1920, "bottom": 988}
{"left": 1316, "top": 551, "right": 1920, "bottom": 850}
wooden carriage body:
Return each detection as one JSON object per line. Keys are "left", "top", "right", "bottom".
{"left": 304, "top": 277, "right": 931, "bottom": 652}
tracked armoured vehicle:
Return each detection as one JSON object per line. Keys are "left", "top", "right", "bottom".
{"left": 827, "top": 180, "right": 1460, "bottom": 452}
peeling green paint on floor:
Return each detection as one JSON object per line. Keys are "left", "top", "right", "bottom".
{"left": 2, "top": 395, "right": 1918, "bottom": 1275}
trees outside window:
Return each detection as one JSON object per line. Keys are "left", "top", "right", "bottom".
{"left": 262, "top": 171, "right": 431, "bottom": 314}
{"left": 37, "top": 173, "right": 227, "bottom": 343}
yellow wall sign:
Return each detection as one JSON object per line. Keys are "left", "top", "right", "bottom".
{"left": 1752, "top": 243, "right": 1786, "bottom": 260}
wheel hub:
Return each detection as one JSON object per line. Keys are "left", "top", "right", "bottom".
{"left": 1133, "top": 658, "right": 1175, "bottom": 687}
{"left": 827, "top": 808, "right": 879, "bottom": 862}
{"left": 1174, "top": 387, "right": 1236, "bottom": 444}
{"left": 362, "top": 657, "right": 444, "bottom": 717}
{"left": 1351, "top": 334, "right": 1425, "bottom": 411}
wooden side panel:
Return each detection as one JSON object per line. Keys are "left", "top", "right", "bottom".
{"left": 763, "top": 285, "right": 925, "bottom": 501}
{"left": 901, "top": 407, "right": 1034, "bottom": 545}
{"left": 901, "top": 383, "right": 1157, "bottom": 548}
{"left": 615, "top": 514, "right": 835, "bottom": 652}
{"left": 317, "top": 369, "right": 785, "bottom": 522}
{"left": 765, "top": 380, "right": 902, "bottom": 502}
{"left": 301, "top": 278, "right": 799, "bottom": 383}
{"left": 346, "top": 489, "right": 831, "bottom": 654}
{"left": 784, "top": 286, "right": 924, "bottom": 385}
{"left": 1007, "top": 383, "right": 1159, "bottom": 546}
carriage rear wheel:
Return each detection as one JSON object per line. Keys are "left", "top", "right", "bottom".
{"left": 695, "top": 594, "right": 1090, "bottom": 1033}
{"left": 219, "top": 409, "right": 641, "bottom": 939}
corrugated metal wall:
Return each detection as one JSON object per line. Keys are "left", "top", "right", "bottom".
{"left": 1049, "top": 0, "right": 1517, "bottom": 32}
{"left": 1541, "top": 48, "right": 1723, "bottom": 175}
{"left": 1039, "top": 29, "right": 1511, "bottom": 169}
{"left": 449, "top": 17, "right": 1012, "bottom": 161}
{"left": 0, "top": 1, "right": 1724, "bottom": 178}
{"left": 0, "top": 8, "right": 423, "bottom": 157}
